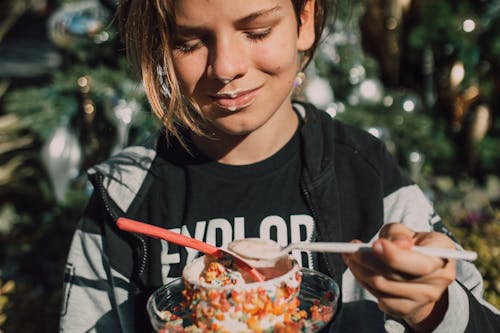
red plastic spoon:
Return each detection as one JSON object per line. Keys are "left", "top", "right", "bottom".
{"left": 116, "top": 217, "right": 265, "bottom": 282}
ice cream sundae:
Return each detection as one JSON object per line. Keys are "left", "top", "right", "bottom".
{"left": 150, "top": 239, "right": 337, "bottom": 332}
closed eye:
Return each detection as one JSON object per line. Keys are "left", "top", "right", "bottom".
{"left": 246, "top": 28, "right": 272, "bottom": 42}
{"left": 173, "top": 27, "right": 273, "bottom": 54}
{"left": 173, "top": 38, "right": 204, "bottom": 54}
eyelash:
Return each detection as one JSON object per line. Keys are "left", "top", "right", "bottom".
{"left": 246, "top": 28, "right": 272, "bottom": 42}
{"left": 173, "top": 39, "right": 202, "bottom": 54}
{"left": 174, "top": 28, "right": 273, "bottom": 54}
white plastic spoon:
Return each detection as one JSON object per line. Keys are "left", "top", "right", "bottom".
{"left": 229, "top": 238, "right": 478, "bottom": 262}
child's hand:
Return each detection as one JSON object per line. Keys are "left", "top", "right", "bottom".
{"left": 342, "top": 223, "right": 456, "bottom": 332}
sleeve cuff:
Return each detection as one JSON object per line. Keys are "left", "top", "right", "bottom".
{"left": 431, "top": 281, "right": 469, "bottom": 333}
{"left": 383, "top": 281, "right": 469, "bottom": 333}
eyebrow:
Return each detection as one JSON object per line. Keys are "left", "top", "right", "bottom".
{"left": 235, "top": 5, "right": 283, "bottom": 25}
{"left": 175, "top": 5, "right": 283, "bottom": 34}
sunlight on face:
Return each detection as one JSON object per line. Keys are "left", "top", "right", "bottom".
{"left": 172, "top": 0, "right": 314, "bottom": 136}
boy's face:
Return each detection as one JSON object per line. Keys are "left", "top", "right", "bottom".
{"left": 172, "top": 0, "right": 315, "bottom": 138}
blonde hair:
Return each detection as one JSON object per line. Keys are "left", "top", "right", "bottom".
{"left": 118, "top": 0, "right": 332, "bottom": 146}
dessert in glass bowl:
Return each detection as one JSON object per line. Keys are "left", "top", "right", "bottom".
{"left": 147, "top": 239, "right": 339, "bottom": 332}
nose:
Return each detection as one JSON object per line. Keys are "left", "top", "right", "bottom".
{"left": 207, "top": 36, "right": 247, "bottom": 83}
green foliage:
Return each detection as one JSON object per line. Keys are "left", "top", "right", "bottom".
{"left": 3, "top": 85, "right": 79, "bottom": 141}
{"left": 448, "top": 219, "right": 500, "bottom": 308}
{"left": 409, "top": 2, "right": 467, "bottom": 48}
{"left": 336, "top": 106, "right": 455, "bottom": 173}
{"left": 476, "top": 117, "right": 500, "bottom": 171}
{"left": 1, "top": 184, "right": 88, "bottom": 332}
{"left": 0, "top": 1, "right": 498, "bottom": 331}
{"left": 0, "top": 47, "right": 159, "bottom": 333}
{"left": 408, "top": 0, "right": 500, "bottom": 96}
{"left": 409, "top": 2, "right": 479, "bottom": 58}
{"left": 3, "top": 59, "right": 154, "bottom": 142}
{"left": 0, "top": 280, "right": 15, "bottom": 329}
{"left": 430, "top": 176, "right": 500, "bottom": 309}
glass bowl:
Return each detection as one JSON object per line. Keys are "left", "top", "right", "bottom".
{"left": 147, "top": 268, "right": 340, "bottom": 333}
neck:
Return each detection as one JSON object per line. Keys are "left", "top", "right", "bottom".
{"left": 191, "top": 103, "right": 299, "bottom": 165}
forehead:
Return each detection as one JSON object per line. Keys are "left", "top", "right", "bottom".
{"left": 174, "top": 0, "right": 293, "bottom": 25}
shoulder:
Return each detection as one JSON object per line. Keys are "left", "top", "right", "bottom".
{"left": 297, "top": 101, "right": 384, "bottom": 146}
{"left": 86, "top": 130, "right": 164, "bottom": 213}
{"left": 88, "top": 130, "right": 161, "bottom": 175}
{"left": 297, "top": 101, "right": 389, "bottom": 169}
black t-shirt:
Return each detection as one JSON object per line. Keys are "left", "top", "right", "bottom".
{"left": 149, "top": 124, "right": 318, "bottom": 279}
{"left": 183, "top": 128, "right": 317, "bottom": 270}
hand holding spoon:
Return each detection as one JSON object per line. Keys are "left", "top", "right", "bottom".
{"left": 117, "top": 218, "right": 477, "bottom": 282}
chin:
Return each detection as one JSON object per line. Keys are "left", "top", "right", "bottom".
{"left": 213, "top": 123, "right": 259, "bottom": 137}
{"left": 209, "top": 110, "right": 268, "bottom": 136}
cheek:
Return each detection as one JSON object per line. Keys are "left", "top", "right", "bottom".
{"left": 254, "top": 37, "right": 298, "bottom": 75}
{"left": 173, "top": 56, "right": 207, "bottom": 93}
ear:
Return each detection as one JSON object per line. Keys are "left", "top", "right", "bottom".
{"left": 297, "top": 0, "right": 316, "bottom": 52}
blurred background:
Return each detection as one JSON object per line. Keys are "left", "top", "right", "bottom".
{"left": 0, "top": 0, "right": 498, "bottom": 331}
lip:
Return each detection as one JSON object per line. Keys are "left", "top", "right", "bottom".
{"left": 210, "top": 85, "right": 262, "bottom": 111}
